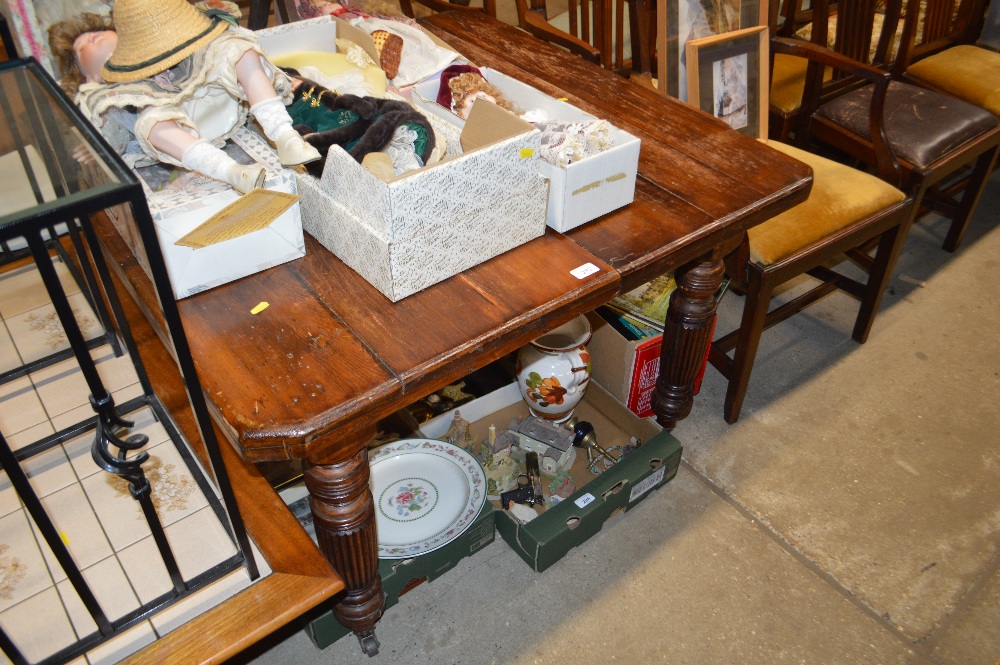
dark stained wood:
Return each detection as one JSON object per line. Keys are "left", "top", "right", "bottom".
{"left": 654, "top": 254, "right": 728, "bottom": 428}
{"left": 418, "top": 12, "right": 813, "bottom": 289}
{"left": 94, "top": 14, "right": 813, "bottom": 651}
{"left": 94, "top": 218, "right": 620, "bottom": 462}
{"left": 305, "top": 450, "right": 384, "bottom": 637}
{"left": 510, "top": 0, "right": 650, "bottom": 74}
{"left": 418, "top": 11, "right": 813, "bottom": 427}
{"left": 294, "top": 229, "right": 619, "bottom": 395}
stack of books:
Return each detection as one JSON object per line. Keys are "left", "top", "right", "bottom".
{"left": 597, "top": 273, "right": 677, "bottom": 341}
{"left": 596, "top": 273, "right": 730, "bottom": 341}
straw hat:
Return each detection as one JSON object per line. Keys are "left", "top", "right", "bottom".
{"left": 101, "top": 0, "right": 229, "bottom": 82}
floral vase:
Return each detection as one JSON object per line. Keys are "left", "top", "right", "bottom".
{"left": 515, "top": 314, "right": 592, "bottom": 422}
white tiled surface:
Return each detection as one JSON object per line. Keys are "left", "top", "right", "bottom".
{"left": 0, "top": 260, "right": 271, "bottom": 663}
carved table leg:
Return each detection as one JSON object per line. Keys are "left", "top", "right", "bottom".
{"left": 305, "top": 430, "right": 384, "bottom": 656}
{"left": 653, "top": 253, "right": 726, "bottom": 429}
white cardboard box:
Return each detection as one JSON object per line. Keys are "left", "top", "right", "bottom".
{"left": 412, "top": 68, "right": 641, "bottom": 232}
{"left": 297, "top": 164, "right": 548, "bottom": 302}
{"left": 304, "top": 101, "right": 546, "bottom": 301}
{"left": 104, "top": 127, "right": 304, "bottom": 300}
{"left": 316, "top": 100, "right": 543, "bottom": 243}
{"left": 256, "top": 16, "right": 384, "bottom": 74}
{"left": 257, "top": 17, "right": 549, "bottom": 302}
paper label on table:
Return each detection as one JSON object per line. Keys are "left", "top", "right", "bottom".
{"left": 574, "top": 493, "right": 596, "bottom": 509}
{"left": 571, "top": 263, "right": 600, "bottom": 279}
{"left": 175, "top": 189, "right": 299, "bottom": 248}
{"left": 629, "top": 466, "right": 666, "bottom": 503}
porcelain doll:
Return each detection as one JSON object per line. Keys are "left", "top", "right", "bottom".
{"left": 49, "top": 0, "right": 321, "bottom": 194}
{"left": 446, "top": 71, "right": 518, "bottom": 120}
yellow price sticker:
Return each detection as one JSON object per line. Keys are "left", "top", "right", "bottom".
{"left": 519, "top": 148, "right": 535, "bottom": 158}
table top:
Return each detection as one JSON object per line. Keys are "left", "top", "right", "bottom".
{"left": 98, "top": 15, "right": 811, "bottom": 465}
{"left": 420, "top": 12, "right": 813, "bottom": 290}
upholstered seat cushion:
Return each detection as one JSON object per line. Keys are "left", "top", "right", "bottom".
{"left": 905, "top": 45, "right": 1000, "bottom": 116}
{"left": 770, "top": 53, "right": 833, "bottom": 113}
{"left": 815, "top": 81, "right": 1000, "bottom": 168}
{"left": 749, "top": 141, "right": 906, "bottom": 266}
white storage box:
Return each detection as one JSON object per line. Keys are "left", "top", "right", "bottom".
{"left": 103, "top": 128, "right": 304, "bottom": 300}
{"left": 257, "top": 16, "right": 548, "bottom": 301}
{"left": 296, "top": 153, "right": 549, "bottom": 302}
{"left": 413, "top": 68, "right": 641, "bottom": 232}
{"left": 255, "top": 16, "right": 386, "bottom": 92}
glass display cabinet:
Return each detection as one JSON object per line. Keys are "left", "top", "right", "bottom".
{"left": 0, "top": 57, "right": 257, "bottom": 664}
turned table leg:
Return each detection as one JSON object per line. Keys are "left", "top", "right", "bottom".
{"left": 653, "top": 253, "right": 726, "bottom": 429}
{"left": 305, "top": 430, "right": 384, "bottom": 656}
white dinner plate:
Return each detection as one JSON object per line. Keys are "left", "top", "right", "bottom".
{"left": 370, "top": 439, "right": 486, "bottom": 559}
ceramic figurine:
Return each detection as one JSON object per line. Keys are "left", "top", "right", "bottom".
{"left": 515, "top": 314, "right": 593, "bottom": 423}
{"left": 442, "top": 410, "right": 474, "bottom": 452}
{"left": 506, "top": 415, "right": 576, "bottom": 476}
{"left": 549, "top": 471, "right": 576, "bottom": 501}
{"left": 48, "top": 0, "right": 321, "bottom": 194}
{"left": 477, "top": 426, "right": 519, "bottom": 500}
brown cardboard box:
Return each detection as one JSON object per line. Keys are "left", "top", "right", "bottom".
{"left": 466, "top": 382, "right": 682, "bottom": 571}
{"left": 585, "top": 311, "right": 663, "bottom": 418}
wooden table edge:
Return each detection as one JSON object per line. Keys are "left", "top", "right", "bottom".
{"left": 119, "top": 573, "right": 341, "bottom": 665}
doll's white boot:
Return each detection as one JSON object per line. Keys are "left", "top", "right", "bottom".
{"left": 250, "top": 97, "right": 321, "bottom": 166}
{"left": 274, "top": 128, "right": 321, "bottom": 167}
{"left": 226, "top": 163, "right": 267, "bottom": 195}
{"left": 182, "top": 139, "right": 265, "bottom": 194}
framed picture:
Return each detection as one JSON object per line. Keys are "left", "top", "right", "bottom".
{"left": 685, "top": 26, "right": 768, "bottom": 140}
{"left": 656, "top": 0, "right": 767, "bottom": 101}
{"left": 978, "top": 0, "right": 1000, "bottom": 51}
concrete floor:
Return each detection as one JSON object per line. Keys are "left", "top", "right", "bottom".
{"left": 236, "top": 170, "right": 1000, "bottom": 664}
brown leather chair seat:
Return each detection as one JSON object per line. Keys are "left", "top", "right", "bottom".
{"left": 815, "top": 81, "right": 1000, "bottom": 168}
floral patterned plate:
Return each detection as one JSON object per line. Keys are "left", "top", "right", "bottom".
{"left": 370, "top": 439, "right": 486, "bottom": 559}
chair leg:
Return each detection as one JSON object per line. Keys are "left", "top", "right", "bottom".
{"left": 723, "top": 266, "right": 774, "bottom": 424}
{"left": 852, "top": 213, "right": 912, "bottom": 343}
{"left": 943, "top": 146, "right": 999, "bottom": 252}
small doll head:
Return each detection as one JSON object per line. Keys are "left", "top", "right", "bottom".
{"left": 49, "top": 13, "right": 115, "bottom": 96}
{"left": 448, "top": 72, "right": 517, "bottom": 120}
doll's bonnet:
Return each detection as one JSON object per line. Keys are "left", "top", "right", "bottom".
{"left": 101, "top": 0, "right": 228, "bottom": 82}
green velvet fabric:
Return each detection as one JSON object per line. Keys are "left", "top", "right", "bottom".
{"left": 906, "top": 45, "right": 1000, "bottom": 116}
{"left": 749, "top": 141, "right": 906, "bottom": 266}
{"left": 287, "top": 97, "right": 430, "bottom": 158}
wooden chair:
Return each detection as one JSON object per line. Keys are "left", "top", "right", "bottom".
{"left": 794, "top": 0, "right": 1000, "bottom": 252}
{"left": 895, "top": 0, "right": 1000, "bottom": 123}
{"left": 397, "top": 0, "right": 497, "bottom": 20}
{"left": 705, "top": 38, "right": 915, "bottom": 423}
{"left": 512, "top": 0, "right": 653, "bottom": 75}
{"left": 769, "top": 0, "right": 906, "bottom": 143}
{"left": 246, "top": 0, "right": 297, "bottom": 29}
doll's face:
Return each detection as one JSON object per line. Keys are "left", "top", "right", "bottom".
{"left": 458, "top": 91, "right": 496, "bottom": 119}
{"left": 73, "top": 30, "right": 118, "bottom": 83}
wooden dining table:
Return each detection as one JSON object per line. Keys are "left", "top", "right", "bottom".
{"left": 97, "top": 11, "right": 812, "bottom": 656}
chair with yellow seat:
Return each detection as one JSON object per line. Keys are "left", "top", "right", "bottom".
{"left": 795, "top": 0, "right": 1000, "bottom": 253}
{"left": 896, "top": 0, "right": 1000, "bottom": 117}
{"left": 768, "top": 0, "right": 902, "bottom": 143}
{"left": 707, "top": 40, "right": 915, "bottom": 423}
